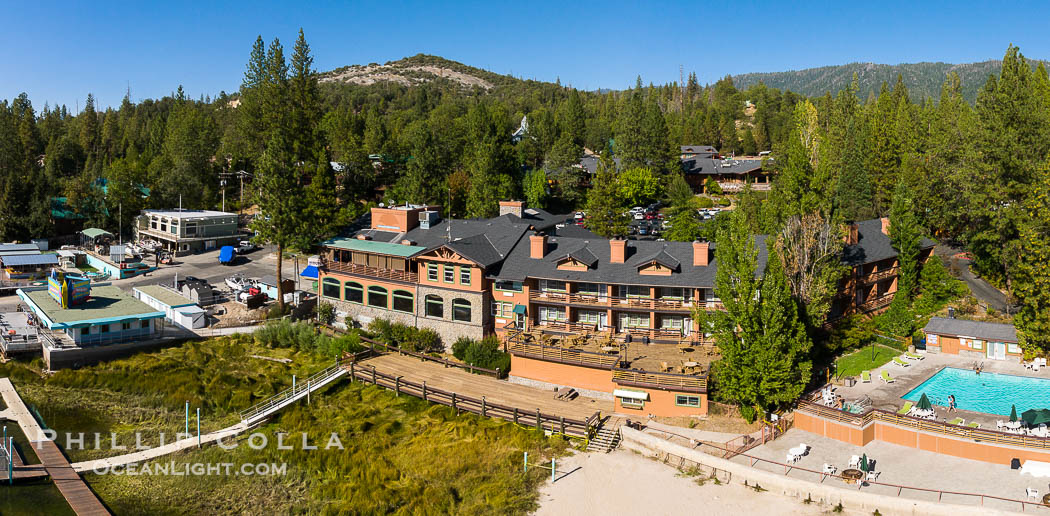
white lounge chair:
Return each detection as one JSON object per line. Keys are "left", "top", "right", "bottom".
{"left": 1027, "top": 488, "right": 1039, "bottom": 500}
{"left": 823, "top": 463, "right": 837, "bottom": 475}
{"left": 849, "top": 455, "right": 860, "bottom": 469}
{"left": 798, "top": 443, "right": 810, "bottom": 455}
{"left": 867, "top": 471, "right": 879, "bottom": 482}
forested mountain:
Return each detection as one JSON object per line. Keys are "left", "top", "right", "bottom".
{"left": 733, "top": 59, "right": 1049, "bottom": 103}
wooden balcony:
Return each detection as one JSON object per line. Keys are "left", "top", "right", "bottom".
{"left": 858, "top": 293, "right": 894, "bottom": 312}
{"left": 529, "top": 290, "right": 723, "bottom": 312}
{"left": 321, "top": 259, "right": 419, "bottom": 283}
{"left": 533, "top": 321, "right": 710, "bottom": 346}
{"left": 506, "top": 339, "right": 621, "bottom": 369}
{"left": 861, "top": 266, "right": 898, "bottom": 284}
{"left": 612, "top": 368, "right": 707, "bottom": 393}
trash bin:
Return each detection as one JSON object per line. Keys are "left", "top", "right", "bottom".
{"left": 1011, "top": 458, "right": 1021, "bottom": 470}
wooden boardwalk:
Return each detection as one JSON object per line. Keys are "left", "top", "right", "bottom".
{"left": 357, "top": 353, "right": 613, "bottom": 422}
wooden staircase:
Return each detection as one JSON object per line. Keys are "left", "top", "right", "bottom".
{"left": 587, "top": 424, "right": 622, "bottom": 453}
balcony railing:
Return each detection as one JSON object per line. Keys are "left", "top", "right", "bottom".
{"left": 858, "top": 293, "right": 894, "bottom": 312}
{"left": 506, "top": 339, "right": 621, "bottom": 369}
{"left": 529, "top": 290, "right": 723, "bottom": 312}
{"left": 321, "top": 259, "right": 419, "bottom": 283}
{"left": 533, "top": 321, "right": 710, "bottom": 345}
{"left": 612, "top": 368, "right": 707, "bottom": 393}
{"left": 861, "top": 266, "right": 898, "bottom": 284}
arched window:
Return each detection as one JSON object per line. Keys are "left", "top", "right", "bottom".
{"left": 321, "top": 278, "right": 340, "bottom": 299}
{"left": 367, "top": 286, "right": 388, "bottom": 308}
{"left": 452, "top": 298, "right": 472, "bottom": 322}
{"left": 425, "top": 294, "right": 443, "bottom": 318}
{"left": 392, "top": 290, "right": 414, "bottom": 313}
{"left": 344, "top": 281, "right": 363, "bottom": 304}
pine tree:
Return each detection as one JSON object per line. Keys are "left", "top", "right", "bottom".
{"left": 666, "top": 172, "right": 694, "bottom": 212}
{"left": 888, "top": 180, "right": 922, "bottom": 299}
{"left": 79, "top": 94, "right": 99, "bottom": 159}
{"left": 614, "top": 91, "right": 646, "bottom": 167}
{"left": 250, "top": 132, "right": 306, "bottom": 312}
{"left": 584, "top": 158, "right": 629, "bottom": 238}
{"left": 834, "top": 119, "right": 874, "bottom": 221}
{"left": 1012, "top": 159, "right": 1050, "bottom": 353}
{"left": 523, "top": 169, "right": 548, "bottom": 209}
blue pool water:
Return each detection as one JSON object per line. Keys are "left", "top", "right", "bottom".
{"left": 902, "top": 367, "right": 1050, "bottom": 416}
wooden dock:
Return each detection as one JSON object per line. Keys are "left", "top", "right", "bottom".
{"left": 356, "top": 353, "right": 612, "bottom": 425}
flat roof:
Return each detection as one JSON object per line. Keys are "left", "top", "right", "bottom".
{"left": 143, "top": 209, "right": 236, "bottom": 220}
{"left": 1, "top": 254, "right": 59, "bottom": 267}
{"left": 322, "top": 237, "right": 426, "bottom": 258}
{"left": 19, "top": 286, "right": 165, "bottom": 329}
{"left": 0, "top": 244, "right": 41, "bottom": 253}
{"left": 924, "top": 317, "right": 1017, "bottom": 343}
{"left": 133, "top": 285, "right": 195, "bottom": 308}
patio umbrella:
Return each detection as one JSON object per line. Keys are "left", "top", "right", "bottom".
{"left": 859, "top": 454, "right": 869, "bottom": 473}
{"left": 1011, "top": 404, "right": 1018, "bottom": 423}
{"left": 917, "top": 393, "right": 932, "bottom": 411}
{"left": 1022, "top": 409, "right": 1050, "bottom": 427}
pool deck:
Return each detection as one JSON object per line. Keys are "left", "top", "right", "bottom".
{"left": 833, "top": 351, "right": 1049, "bottom": 430}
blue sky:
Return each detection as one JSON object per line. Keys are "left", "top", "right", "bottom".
{"left": 4, "top": 1, "right": 1050, "bottom": 110}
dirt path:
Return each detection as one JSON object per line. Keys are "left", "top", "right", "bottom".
{"left": 534, "top": 450, "right": 852, "bottom": 515}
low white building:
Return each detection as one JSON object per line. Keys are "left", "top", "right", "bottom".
{"left": 132, "top": 285, "right": 208, "bottom": 329}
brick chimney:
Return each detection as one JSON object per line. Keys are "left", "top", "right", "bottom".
{"left": 693, "top": 241, "right": 710, "bottom": 267}
{"left": 610, "top": 239, "right": 626, "bottom": 264}
{"left": 499, "top": 200, "right": 525, "bottom": 218}
{"left": 843, "top": 223, "right": 859, "bottom": 245}
{"left": 529, "top": 233, "right": 547, "bottom": 259}
{"left": 880, "top": 217, "right": 891, "bottom": 236}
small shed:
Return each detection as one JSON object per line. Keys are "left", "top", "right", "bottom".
{"left": 173, "top": 305, "right": 207, "bottom": 329}
{"left": 80, "top": 228, "right": 114, "bottom": 246}
{"left": 923, "top": 317, "right": 1019, "bottom": 360}
{"left": 181, "top": 282, "right": 215, "bottom": 305}
{"left": 257, "top": 275, "right": 294, "bottom": 300}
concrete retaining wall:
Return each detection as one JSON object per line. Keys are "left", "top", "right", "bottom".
{"left": 619, "top": 427, "right": 1018, "bottom": 516}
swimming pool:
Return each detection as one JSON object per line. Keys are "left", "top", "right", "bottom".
{"left": 902, "top": 367, "right": 1050, "bottom": 416}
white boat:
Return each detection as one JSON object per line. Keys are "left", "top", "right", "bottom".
{"left": 225, "top": 275, "right": 250, "bottom": 291}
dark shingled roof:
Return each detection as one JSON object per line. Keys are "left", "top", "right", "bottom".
{"left": 924, "top": 317, "right": 1018, "bottom": 343}
{"left": 354, "top": 216, "right": 531, "bottom": 267}
{"left": 551, "top": 245, "right": 599, "bottom": 268}
{"left": 842, "top": 219, "right": 937, "bottom": 266}
{"left": 550, "top": 223, "right": 600, "bottom": 239}
{"left": 681, "top": 156, "right": 764, "bottom": 176}
{"left": 491, "top": 234, "right": 768, "bottom": 288}
{"left": 680, "top": 145, "right": 718, "bottom": 156}
{"left": 500, "top": 208, "right": 567, "bottom": 232}
{"left": 635, "top": 247, "right": 681, "bottom": 271}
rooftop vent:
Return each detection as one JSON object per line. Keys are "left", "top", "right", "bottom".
{"left": 419, "top": 210, "right": 440, "bottom": 230}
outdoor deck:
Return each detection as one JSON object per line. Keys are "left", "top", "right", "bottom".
{"left": 509, "top": 328, "right": 716, "bottom": 376}
{"left": 356, "top": 353, "right": 613, "bottom": 422}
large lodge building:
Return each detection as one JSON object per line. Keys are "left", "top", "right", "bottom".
{"left": 318, "top": 200, "right": 934, "bottom": 418}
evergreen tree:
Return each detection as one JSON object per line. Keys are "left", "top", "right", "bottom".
{"left": 1012, "top": 159, "right": 1050, "bottom": 353}
{"left": 523, "top": 169, "right": 548, "bottom": 209}
{"left": 775, "top": 213, "right": 846, "bottom": 329}
{"left": 666, "top": 172, "right": 693, "bottom": 211}
{"left": 834, "top": 119, "right": 874, "bottom": 221}
{"left": 709, "top": 212, "right": 812, "bottom": 415}
{"left": 888, "top": 180, "right": 922, "bottom": 299}
{"left": 250, "top": 132, "right": 306, "bottom": 312}
{"left": 584, "top": 158, "right": 629, "bottom": 238}
{"left": 614, "top": 91, "right": 646, "bottom": 167}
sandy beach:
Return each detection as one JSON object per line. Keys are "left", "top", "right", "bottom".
{"left": 534, "top": 450, "right": 851, "bottom": 516}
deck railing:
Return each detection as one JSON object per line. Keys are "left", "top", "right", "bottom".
{"left": 612, "top": 368, "right": 707, "bottom": 393}
{"left": 532, "top": 321, "right": 710, "bottom": 345}
{"left": 529, "top": 290, "right": 723, "bottom": 312}
{"left": 797, "top": 397, "right": 1050, "bottom": 451}
{"left": 320, "top": 259, "right": 418, "bottom": 283}
{"left": 506, "top": 339, "right": 621, "bottom": 369}
{"left": 862, "top": 266, "right": 898, "bottom": 284}
{"left": 858, "top": 294, "right": 894, "bottom": 312}
{"left": 348, "top": 361, "right": 601, "bottom": 438}
{"left": 360, "top": 337, "right": 501, "bottom": 378}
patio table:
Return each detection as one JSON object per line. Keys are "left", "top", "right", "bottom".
{"left": 601, "top": 346, "right": 619, "bottom": 354}
{"left": 841, "top": 468, "right": 863, "bottom": 484}
{"left": 1043, "top": 493, "right": 1050, "bottom": 506}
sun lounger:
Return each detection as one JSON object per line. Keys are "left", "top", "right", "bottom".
{"left": 881, "top": 370, "right": 894, "bottom": 383}
{"left": 1027, "top": 488, "right": 1039, "bottom": 500}
{"left": 893, "top": 357, "right": 909, "bottom": 367}
{"left": 861, "top": 370, "right": 871, "bottom": 383}
{"left": 967, "top": 422, "right": 980, "bottom": 429}
{"left": 848, "top": 455, "right": 860, "bottom": 469}
{"left": 948, "top": 417, "right": 965, "bottom": 426}
{"left": 905, "top": 352, "right": 924, "bottom": 360}
{"left": 897, "top": 401, "right": 913, "bottom": 415}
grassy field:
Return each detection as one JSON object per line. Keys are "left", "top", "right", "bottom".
{"left": 834, "top": 344, "right": 901, "bottom": 378}
{"left": 0, "top": 334, "right": 568, "bottom": 515}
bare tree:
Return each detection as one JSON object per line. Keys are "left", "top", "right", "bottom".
{"left": 775, "top": 213, "right": 846, "bottom": 328}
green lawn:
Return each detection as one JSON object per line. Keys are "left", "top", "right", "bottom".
{"left": 835, "top": 344, "right": 900, "bottom": 378}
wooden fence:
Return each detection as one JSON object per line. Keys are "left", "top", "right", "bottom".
{"left": 611, "top": 368, "right": 707, "bottom": 393}
{"left": 359, "top": 337, "right": 501, "bottom": 377}
{"left": 507, "top": 339, "right": 621, "bottom": 369}
{"left": 347, "top": 361, "right": 601, "bottom": 438}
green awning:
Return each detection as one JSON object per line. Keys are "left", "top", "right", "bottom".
{"left": 512, "top": 304, "right": 527, "bottom": 315}
{"left": 321, "top": 237, "right": 425, "bottom": 258}
{"left": 81, "top": 228, "right": 113, "bottom": 239}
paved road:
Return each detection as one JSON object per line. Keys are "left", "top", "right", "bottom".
{"left": 0, "top": 246, "right": 305, "bottom": 311}
{"left": 934, "top": 245, "right": 1012, "bottom": 313}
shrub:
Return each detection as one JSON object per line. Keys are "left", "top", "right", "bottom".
{"left": 367, "top": 318, "right": 443, "bottom": 353}
{"left": 253, "top": 319, "right": 364, "bottom": 359}
{"left": 452, "top": 337, "right": 473, "bottom": 360}
{"left": 704, "top": 177, "right": 722, "bottom": 195}
{"left": 463, "top": 336, "right": 511, "bottom": 376}
{"left": 718, "top": 197, "right": 731, "bottom": 207}
{"left": 739, "top": 404, "right": 756, "bottom": 424}
{"left": 691, "top": 196, "right": 715, "bottom": 209}
{"left": 408, "top": 328, "right": 442, "bottom": 353}
{"left": 317, "top": 302, "right": 336, "bottom": 325}
{"left": 266, "top": 303, "right": 290, "bottom": 320}
{"left": 874, "top": 296, "right": 914, "bottom": 337}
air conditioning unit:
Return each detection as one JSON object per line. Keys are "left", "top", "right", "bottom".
{"left": 419, "top": 210, "right": 440, "bottom": 230}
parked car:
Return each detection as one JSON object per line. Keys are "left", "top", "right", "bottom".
{"left": 236, "top": 241, "right": 259, "bottom": 253}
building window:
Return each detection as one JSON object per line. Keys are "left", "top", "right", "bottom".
{"left": 344, "top": 281, "right": 363, "bottom": 304}
{"left": 367, "top": 286, "right": 388, "bottom": 308}
{"left": 620, "top": 285, "right": 650, "bottom": 298}
{"left": 141, "top": 320, "right": 149, "bottom": 329}
{"left": 539, "top": 279, "right": 566, "bottom": 292}
{"left": 100, "top": 324, "right": 110, "bottom": 333}
{"left": 658, "top": 287, "right": 687, "bottom": 300}
{"left": 660, "top": 316, "right": 685, "bottom": 330}
{"left": 82, "top": 327, "right": 90, "bottom": 336}
{"left": 539, "top": 306, "right": 566, "bottom": 322}
{"left": 427, "top": 263, "right": 438, "bottom": 282}
{"left": 452, "top": 299, "right": 472, "bottom": 322}
{"left": 676, "top": 395, "right": 701, "bottom": 407}
{"left": 322, "top": 278, "right": 340, "bottom": 299}
{"left": 619, "top": 313, "right": 649, "bottom": 329}
{"left": 122, "top": 322, "right": 131, "bottom": 331}
{"left": 459, "top": 266, "right": 471, "bottom": 285}
{"left": 1008, "top": 342, "right": 1021, "bottom": 354}
{"left": 492, "top": 301, "right": 513, "bottom": 318}
{"left": 619, "top": 396, "right": 644, "bottom": 410}
{"left": 495, "top": 280, "right": 523, "bottom": 292}
{"left": 443, "top": 265, "right": 455, "bottom": 283}
{"left": 392, "top": 290, "right": 413, "bottom": 313}
{"left": 577, "top": 310, "right": 600, "bottom": 325}
{"left": 576, "top": 282, "right": 603, "bottom": 297}
{"left": 425, "top": 295, "right": 443, "bottom": 318}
